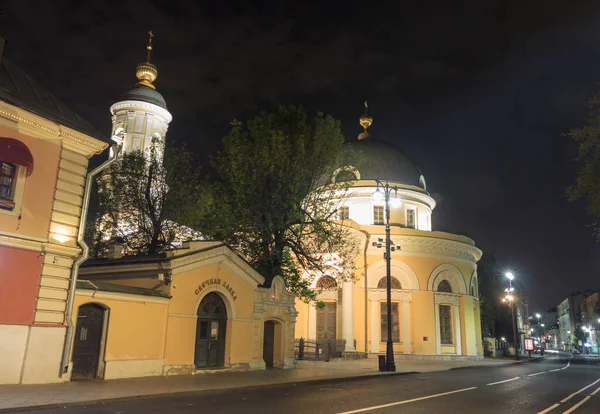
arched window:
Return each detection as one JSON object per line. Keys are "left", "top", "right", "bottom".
{"left": 377, "top": 277, "right": 401, "bottom": 289}
{"left": 316, "top": 275, "right": 337, "bottom": 289}
{"left": 437, "top": 280, "right": 452, "bottom": 293}
{"left": 335, "top": 170, "right": 357, "bottom": 182}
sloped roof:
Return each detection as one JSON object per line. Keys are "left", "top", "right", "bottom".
{"left": 76, "top": 279, "right": 171, "bottom": 298}
{"left": 0, "top": 57, "right": 106, "bottom": 142}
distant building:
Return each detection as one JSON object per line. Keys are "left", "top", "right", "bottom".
{"left": 557, "top": 293, "right": 586, "bottom": 350}
{"left": 579, "top": 292, "right": 600, "bottom": 353}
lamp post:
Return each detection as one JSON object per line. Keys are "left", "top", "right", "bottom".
{"left": 503, "top": 272, "right": 519, "bottom": 361}
{"left": 373, "top": 178, "right": 401, "bottom": 372}
{"left": 535, "top": 313, "right": 541, "bottom": 341}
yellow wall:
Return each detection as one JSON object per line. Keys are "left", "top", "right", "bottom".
{"left": 73, "top": 294, "right": 168, "bottom": 361}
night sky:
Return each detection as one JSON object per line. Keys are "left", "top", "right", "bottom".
{"left": 3, "top": 1, "right": 600, "bottom": 311}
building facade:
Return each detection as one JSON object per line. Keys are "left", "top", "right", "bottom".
{"left": 73, "top": 242, "right": 297, "bottom": 380}
{"left": 294, "top": 110, "right": 483, "bottom": 359}
{"left": 0, "top": 39, "right": 108, "bottom": 384}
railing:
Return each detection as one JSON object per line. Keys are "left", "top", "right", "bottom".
{"left": 294, "top": 337, "right": 346, "bottom": 361}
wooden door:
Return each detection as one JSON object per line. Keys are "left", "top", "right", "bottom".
{"left": 71, "top": 304, "right": 105, "bottom": 380}
{"left": 195, "top": 293, "right": 227, "bottom": 369}
{"left": 263, "top": 321, "right": 275, "bottom": 367}
{"left": 316, "top": 302, "right": 337, "bottom": 342}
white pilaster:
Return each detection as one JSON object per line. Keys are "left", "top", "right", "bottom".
{"left": 370, "top": 299, "right": 380, "bottom": 353}
{"left": 401, "top": 299, "right": 411, "bottom": 354}
{"left": 308, "top": 303, "right": 316, "bottom": 340}
{"left": 454, "top": 304, "right": 462, "bottom": 355}
{"left": 434, "top": 304, "right": 441, "bottom": 355}
{"left": 342, "top": 279, "right": 354, "bottom": 351}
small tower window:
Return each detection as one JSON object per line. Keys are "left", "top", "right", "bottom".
{"left": 406, "top": 208, "right": 416, "bottom": 229}
{"left": 338, "top": 206, "right": 350, "bottom": 220}
{"left": 373, "top": 206, "right": 384, "bottom": 225}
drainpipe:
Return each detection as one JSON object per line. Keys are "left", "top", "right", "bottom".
{"left": 59, "top": 139, "right": 122, "bottom": 376}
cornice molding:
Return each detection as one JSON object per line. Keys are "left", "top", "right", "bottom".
{"left": 367, "top": 234, "right": 481, "bottom": 264}
{"left": 434, "top": 292, "right": 460, "bottom": 306}
{"left": 0, "top": 101, "right": 107, "bottom": 157}
{"left": 110, "top": 100, "right": 172, "bottom": 124}
{"left": 0, "top": 233, "right": 80, "bottom": 257}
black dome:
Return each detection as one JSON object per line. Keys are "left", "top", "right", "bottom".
{"left": 349, "top": 138, "right": 425, "bottom": 190}
{"left": 120, "top": 84, "right": 167, "bottom": 109}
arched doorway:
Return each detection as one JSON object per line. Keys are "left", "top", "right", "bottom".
{"left": 195, "top": 292, "right": 227, "bottom": 369}
{"left": 263, "top": 320, "right": 283, "bottom": 368}
{"left": 71, "top": 303, "right": 107, "bottom": 380}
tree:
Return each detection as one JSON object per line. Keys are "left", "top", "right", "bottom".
{"left": 477, "top": 252, "right": 503, "bottom": 337}
{"left": 198, "top": 105, "right": 362, "bottom": 302}
{"left": 566, "top": 91, "right": 600, "bottom": 239}
{"left": 89, "top": 140, "right": 202, "bottom": 256}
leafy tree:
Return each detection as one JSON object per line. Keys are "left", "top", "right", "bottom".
{"left": 566, "top": 91, "right": 600, "bottom": 239}
{"left": 198, "top": 105, "right": 362, "bottom": 302}
{"left": 572, "top": 327, "right": 585, "bottom": 346}
{"left": 89, "top": 140, "right": 202, "bottom": 256}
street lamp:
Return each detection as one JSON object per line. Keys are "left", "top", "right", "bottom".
{"left": 503, "top": 272, "right": 519, "bottom": 361}
{"left": 372, "top": 178, "right": 401, "bottom": 372}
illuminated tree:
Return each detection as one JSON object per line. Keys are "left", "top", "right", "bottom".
{"left": 198, "top": 105, "right": 362, "bottom": 302}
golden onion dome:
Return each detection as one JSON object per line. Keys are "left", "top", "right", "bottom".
{"left": 136, "top": 61, "right": 158, "bottom": 89}
{"left": 358, "top": 101, "right": 373, "bottom": 140}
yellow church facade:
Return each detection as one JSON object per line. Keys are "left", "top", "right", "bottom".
{"left": 294, "top": 112, "right": 483, "bottom": 359}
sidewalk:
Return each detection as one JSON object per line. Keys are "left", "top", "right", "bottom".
{"left": 0, "top": 357, "right": 521, "bottom": 412}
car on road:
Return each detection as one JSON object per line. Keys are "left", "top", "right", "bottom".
{"left": 572, "top": 349, "right": 580, "bottom": 354}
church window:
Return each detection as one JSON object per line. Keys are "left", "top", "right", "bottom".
{"left": 338, "top": 206, "right": 349, "bottom": 220}
{"left": 380, "top": 302, "right": 400, "bottom": 342}
{"left": 439, "top": 305, "right": 453, "bottom": 344}
{"left": 316, "top": 275, "right": 337, "bottom": 289}
{"left": 406, "top": 208, "right": 416, "bottom": 229}
{"left": 373, "top": 206, "right": 384, "bottom": 225}
{"left": 335, "top": 169, "right": 358, "bottom": 182}
{"left": 377, "top": 277, "right": 402, "bottom": 289}
{"left": 437, "top": 280, "right": 452, "bottom": 293}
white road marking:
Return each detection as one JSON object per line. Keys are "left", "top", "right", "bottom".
{"left": 537, "top": 403, "right": 559, "bottom": 414}
{"left": 549, "top": 369, "right": 561, "bottom": 372}
{"left": 562, "top": 396, "right": 591, "bottom": 414}
{"left": 486, "top": 377, "right": 520, "bottom": 386}
{"left": 529, "top": 371, "right": 547, "bottom": 377}
{"left": 567, "top": 361, "right": 570, "bottom": 368}
{"left": 335, "top": 387, "right": 478, "bottom": 414}
{"left": 560, "top": 378, "right": 600, "bottom": 403}
{"left": 590, "top": 386, "right": 600, "bottom": 396}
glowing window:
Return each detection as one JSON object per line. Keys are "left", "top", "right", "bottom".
{"left": 377, "top": 277, "right": 402, "bottom": 289}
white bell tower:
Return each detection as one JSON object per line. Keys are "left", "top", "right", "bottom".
{"left": 110, "top": 31, "right": 172, "bottom": 158}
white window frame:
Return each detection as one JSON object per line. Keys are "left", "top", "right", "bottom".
{"left": 405, "top": 206, "right": 416, "bottom": 229}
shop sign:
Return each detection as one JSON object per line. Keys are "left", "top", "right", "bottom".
{"left": 524, "top": 338, "right": 534, "bottom": 351}
{"left": 194, "top": 278, "right": 238, "bottom": 301}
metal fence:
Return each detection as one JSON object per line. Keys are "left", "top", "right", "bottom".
{"left": 294, "top": 338, "right": 346, "bottom": 361}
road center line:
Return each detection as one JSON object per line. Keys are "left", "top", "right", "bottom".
{"left": 549, "top": 369, "right": 561, "bottom": 372}
{"left": 537, "top": 403, "right": 559, "bottom": 414}
{"left": 529, "top": 371, "right": 547, "bottom": 377}
{"left": 335, "top": 387, "right": 478, "bottom": 414}
{"left": 560, "top": 378, "right": 600, "bottom": 403}
{"left": 487, "top": 377, "right": 520, "bottom": 386}
{"left": 590, "top": 386, "right": 600, "bottom": 396}
{"left": 562, "top": 396, "right": 591, "bottom": 414}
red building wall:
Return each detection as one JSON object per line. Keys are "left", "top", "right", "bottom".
{"left": 0, "top": 245, "right": 43, "bottom": 325}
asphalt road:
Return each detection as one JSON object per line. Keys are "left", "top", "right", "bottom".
{"left": 23, "top": 354, "right": 600, "bottom": 414}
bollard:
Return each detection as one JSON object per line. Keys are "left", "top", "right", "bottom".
{"left": 378, "top": 355, "right": 386, "bottom": 372}
{"left": 298, "top": 337, "right": 305, "bottom": 360}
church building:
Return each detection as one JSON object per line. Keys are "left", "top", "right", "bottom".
{"left": 294, "top": 107, "right": 483, "bottom": 359}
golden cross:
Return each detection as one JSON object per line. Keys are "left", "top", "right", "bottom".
{"left": 146, "top": 30, "right": 154, "bottom": 61}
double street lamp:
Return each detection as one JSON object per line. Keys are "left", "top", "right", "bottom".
{"left": 372, "top": 178, "right": 401, "bottom": 372}
{"left": 502, "top": 272, "right": 519, "bottom": 360}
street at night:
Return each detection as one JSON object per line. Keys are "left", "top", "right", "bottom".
{"left": 20, "top": 355, "right": 600, "bottom": 414}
